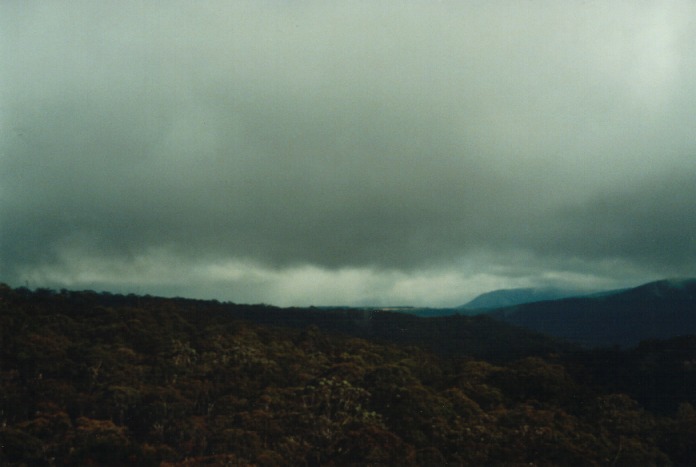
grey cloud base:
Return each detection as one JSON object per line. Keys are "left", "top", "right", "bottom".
{"left": 2, "top": 1, "right": 696, "bottom": 305}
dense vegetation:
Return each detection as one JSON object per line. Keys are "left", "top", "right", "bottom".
{"left": 2, "top": 284, "right": 696, "bottom": 465}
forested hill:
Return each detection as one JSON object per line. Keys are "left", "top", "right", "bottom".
{"left": 2, "top": 284, "right": 696, "bottom": 465}
{"left": 0, "top": 285, "right": 572, "bottom": 362}
{"left": 222, "top": 305, "right": 575, "bottom": 362}
{"left": 490, "top": 278, "right": 696, "bottom": 348}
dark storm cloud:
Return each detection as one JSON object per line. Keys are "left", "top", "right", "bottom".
{"left": 533, "top": 171, "right": 696, "bottom": 272}
{"left": 2, "top": 1, "right": 696, "bottom": 305}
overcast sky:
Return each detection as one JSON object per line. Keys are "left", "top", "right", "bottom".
{"left": 2, "top": 1, "right": 696, "bottom": 306}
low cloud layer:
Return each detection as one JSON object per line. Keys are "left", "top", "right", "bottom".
{"left": 2, "top": 1, "right": 696, "bottom": 305}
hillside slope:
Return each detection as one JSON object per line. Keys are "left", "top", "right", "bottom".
{"left": 460, "top": 287, "right": 588, "bottom": 310}
{"left": 490, "top": 279, "right": 696, "bottom": 348}
{"left": 2, "top": 284, "right": 695, "bottom": 465}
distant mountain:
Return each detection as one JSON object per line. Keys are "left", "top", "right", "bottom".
{"left": 489, "top": 278, "right": 696, "bottom": 348}
{"left": 460, "top": 287, "right": 589, "bottom": 310}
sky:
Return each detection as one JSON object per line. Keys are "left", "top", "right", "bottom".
{"left": 2, "top": 1, "right": 696, "bottom": 307}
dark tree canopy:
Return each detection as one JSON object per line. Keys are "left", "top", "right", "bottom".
{"left": 1, "top": 284, "right": 695, "bottom": 465}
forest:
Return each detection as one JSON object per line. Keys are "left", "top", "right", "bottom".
{"left": 2, "top": 283, "right": 696, "bottom": 465}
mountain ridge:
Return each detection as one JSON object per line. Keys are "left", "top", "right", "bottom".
{"left": 459, "top": 286, "right": 591, "bottom": 310}
{"left": 489, "top": 278, "right": 696, "bottom": 348}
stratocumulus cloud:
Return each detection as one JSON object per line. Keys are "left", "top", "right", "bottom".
{"left": 1, "top": 1, "right": 695, "bottom": 305}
